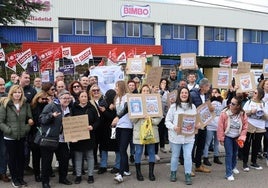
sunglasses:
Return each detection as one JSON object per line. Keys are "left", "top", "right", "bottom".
{"left": 230, "top": 102, "right": 238, "bottom": 106}
{"left": 41, "top": 98, "right": 48, "bottom": 101}
{"left": 73, "top": 85, "right": 81, "bottom": 88}
{"left": 92, "top": 89, "right": 100, "bottom": 92}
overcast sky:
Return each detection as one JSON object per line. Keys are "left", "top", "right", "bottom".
{"left": 135, "top": 0, "right": 268, "bottom": 13}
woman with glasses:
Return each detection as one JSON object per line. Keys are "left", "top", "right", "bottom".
{"left": 242, "top": 87, "right": 268, "bottom": 171}
{"left": 42, "top": 83, "right": 56, "bottom": 103}
{"left": 69, "top": 81, "right": 83, "bottom": 102}
{"left": 39, "top": 90, "right": 73, "bottom": 188}
{"left": 218, "top": 96, "right": 248, "bottom": 181}
{"left": 29, "top": 91, "right": 49, "bottom": 182}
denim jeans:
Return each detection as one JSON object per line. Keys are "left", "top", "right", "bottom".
{"left": 224, "top": 136, "right": 238, "bottom": 177}
{"left": 100, "top": 150, "right": 120, "bottom": 169}
{"left": 74, "top": 149, "right": 94, "bottom": 176}
{"left": 0, "top": 132, "right": 8, "bottom": 174}
{"left": 170, "top": 142, "right": 194, "bottom": 174}
{"left": 203, "top": 130, "right": 219, "bottom": 157}
{"left": 135, "top": 144, "right": 155, "bottom": 163}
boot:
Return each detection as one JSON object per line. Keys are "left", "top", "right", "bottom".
{"left": 185, "top": 173, "right": 192, "bottom": 185}
{"left": 135, "top": 163, "right": 144, "bottom": 181}
{"left": 213, "top": 156, "right": 223, "bottom": 164}
{"left": 170, "top": 171, "right": 177, "bottom": 182}
{"left": 203, "top": 157, "right": 212, "bottom": 166}
{"left": 149, "top": 162, "right": 155, "bottom": 181}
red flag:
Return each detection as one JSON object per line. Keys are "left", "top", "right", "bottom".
{"left": 5, "top": 50, "right": 23, "bottom": 72}
{"left": 53, "top": 47, "right": 63, "bottom": 60}
{"left": 219, "top": 56, "right": 232, "bottom": 67}
{"left": 108, "top": 48, "right": 118, "bottom": 63}
{"left": 16, "top": 48, "right": 32, "bottom": 70}
{"left": 98, "top": 59, "right": 105, "bottom": 66}
{"left": 71, "top": 47, "right": 93, "bottom": 66}
{"left": 126, "top": 48, "right": 136, "bottom": 58}
{"left": 117, "top": 51, "right": 126, "bottom": 64}
{"left": 38, "top": 48, "right": 55, "bottom": 72}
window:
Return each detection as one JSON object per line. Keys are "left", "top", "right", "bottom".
{"left": 92, "top": 21, "right": 106, "bottom": 36}
{"left": 204, "top": 27, "right": 213, "bottom": 41}
{"left": 214, "top": 28, "right": 225, "bottom": 41}
{"left": 243, "top": 30, "right": 250, "bottom": 43}
{"left": 161, "top": 24, "right": 172, "bottom": 39}
{"left": 37, "top": 28, "right": 52, "bottom": 41}
{"left": 186, "top": 26, "right": 197, "bottom": 40}
{"left": 263, "top": 31, "right": 268, "bottom": 44}
{"left": 127, "top": 22, "right": 140, "bottom": 37}
{"left": 251, "top": 30, "right": 261, "bottom": 43}
{"left": 173, "top": 25, "right": 185, "bottom": 39}
{"left": 75, "top": 19, "right": 90, "bottom": 35}
{"left": 227, "top": 29, "right": 236, "bottom": 42}
{"left": 112, "top": 21, "right": 125, "bottom": 37}
{"left": 142, "top": 23, "right": 154, "bottom": 38}
{"left": 59, "top": 19, "right": 73, "bottom": 34}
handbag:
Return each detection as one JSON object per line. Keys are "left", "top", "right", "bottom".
{"left": 140, "top": 117, "right": 155, "bottom": 145}
{"left": 39, "top": 137, "right": 59, "bottom": 150}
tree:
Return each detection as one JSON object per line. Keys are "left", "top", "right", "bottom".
{"left": 0, "top": 0, "right": 48, "bottom": 25}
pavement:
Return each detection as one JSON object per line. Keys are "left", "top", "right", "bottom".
{"left": 2, "top": 145, "right": 268, "bottom": 188}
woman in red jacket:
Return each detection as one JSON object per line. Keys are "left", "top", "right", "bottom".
{"left": 217, "top": 96, "right": 248, "bottom": 181}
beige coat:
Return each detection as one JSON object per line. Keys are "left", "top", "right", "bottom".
{"left": 132, "top": 117, "right": 162, "bottom": 145}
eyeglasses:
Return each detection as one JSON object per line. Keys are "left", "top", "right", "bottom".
{"left": 73, "top": 85, "right": 81, "bottom": 88}
{"left": 92, "top": 89, "right": 100, "bottom": 92}
{"left": 41, "top": 98, "right": 48, "bottom": 101}
{"left": 230, "top": 102, "right": 238, "bottom": 106}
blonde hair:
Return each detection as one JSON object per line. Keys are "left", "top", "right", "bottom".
{"left": 31, "top": 91, "right": 48, "bottom": 109}
{"left": 89, "top": 84, "right": 101, "bottom": 100}
{"left": 3, "top": 85, "right": 25, "bottom": 108}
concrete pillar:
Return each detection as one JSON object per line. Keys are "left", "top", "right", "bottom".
{"left": 106, "top": 20, "right": 113, "bottom": 44}
{"left": 237, "top": 28, "right": 243, "bottom": 62}
{"left": 198, "top": 25, "right": 204, "bottom": 56}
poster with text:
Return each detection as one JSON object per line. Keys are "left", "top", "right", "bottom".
{"left": 212, "top": 68, "right": 231, "bottom": 89}
{"left": 235, "top": 72, "right": 256, "bottom": 93}
{"left": 126, "top": 57, "right": 146, "bottom": 74}
{"left": 144, "top": 94, "right": 163, "bottom": 117}
{"left": 196, "top": 101, "right": 215, "bottom": 128}
{"left": 146, "top": 67, "right": 163, "bottom": 87}
{"left": 178, "top": 114, "right": 196, "bottom": 136}
{"left": 180, "top": 53, "right": 197, "bottom": 70}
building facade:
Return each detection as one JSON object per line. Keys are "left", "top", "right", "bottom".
{"left": 1, "top": 0, "right": 268, "bottom": 65}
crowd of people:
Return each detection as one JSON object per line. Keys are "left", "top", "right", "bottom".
{"left": 0, "top": 67, "right": 267, "bottom": 188}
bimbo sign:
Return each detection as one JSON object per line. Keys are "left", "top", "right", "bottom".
{"left": 121, "top": 5, "right": 150, "bottom": 18}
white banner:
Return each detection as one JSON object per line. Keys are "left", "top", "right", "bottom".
{"left": 90, "top": 66, "right": 124, "bottom": 94}
{"left": 72, "top": 47, "right": 93, "bottom": 66}
{"left": 0, "top": 48, "right": 5, "bottom": 61}
{"left": 16, "top": 49, "right": 32, "bottom": 70}
{"left": 121, "top": 5, "right": 150, "bottom": 18}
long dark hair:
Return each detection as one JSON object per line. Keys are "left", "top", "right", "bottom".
{"left": 175, "top": 87, "right": 192, "bottom": 110}
{"left": 225, "top": 96, "right": 245, "bottom": 114}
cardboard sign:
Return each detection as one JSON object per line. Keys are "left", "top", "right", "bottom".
{"left": 212, "top": 68, "right": 231, "bottom": 89}
{"left": 177, "top": 114, "right": 197, "bottom": 136}
{"left": 236, "top": 62, "right": 251, "bottom": 74}
{"left": 127, "top": 94, "right": 163, "bottom": 119}
{"left": 180, "top": 53, "right": 197, "bottom": 70}
{"left": 62, "top": 115, "right": 90, "bottom": 142}
{"left": 196, "top": 101, "right": 215, "bottom": 129}
{"left": 146, "top": 67, "right": 163, "bottom": 87}
{"left": 263, "top": 59, "right": 268, "bottom": 78}
{"left": 235, "top": 72, "right": 256, "bottom": 93}
{"left": 167, "top": 90, "right": 178, "bottom": 108}
{"left": 126, "top": 57, "right": 146, "bottom": 74}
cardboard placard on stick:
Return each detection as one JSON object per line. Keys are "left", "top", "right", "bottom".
{"left": 180, "top": 53, "right": 197, "bottom": 70}
{"left": 62, "top": 115, "right": 90, "bottom": 142}
{"left": 212, "top": 68, "right": 231, "bottom": 89}
{"left": 146, "top": 67, "right": 163, "bottom": 87}
{"left": 126, "top": 57, "right": 146, "bottom": 75}
{"left": 235, "top": 72, "right": 256, "bottom": 93}
{"left": 236, "top": 62, "right": 251, "bottom": 74}
{"left": 177, "top": 114, "right": 197, "bottom": 136}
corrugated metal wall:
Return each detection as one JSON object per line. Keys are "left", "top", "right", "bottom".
{"left": 0, "top": 26, "right": 37, "bottom": 43}
{"left": 243, "top": 43, "right": 268, "bottom": 64}
{"left": 161, "top": 40, "right": 198, "bottom": 54}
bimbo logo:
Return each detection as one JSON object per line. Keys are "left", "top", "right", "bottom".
{"left": 121, "top": 5, "right": 150, "bottom": 18}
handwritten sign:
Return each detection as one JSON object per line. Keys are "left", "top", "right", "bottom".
{"left": 126, "top": 57, "right": 146, "bottom": 74}
{"left": 196, "top": 101, "right": 215, "bottom": 128}
{"left": 146, "top": 67, "right": 163, "bottom": 87}
{"left": 62, "top": 115, "right": 90, "bottom": 142}
{"left": 180, "top": 53, "right": 197, "bottom": 70}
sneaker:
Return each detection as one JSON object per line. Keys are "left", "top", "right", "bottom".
{"left": 55, "top": 160, "right": 59, "bottom": 168}
{"left": 160, "top": 147, "right": 167, "bottom": 153}
{"left": 155, "top": 154, "right": 160, "bottom": 161}
{"left": 232, "top": 168, "right": 239, "bottom": 174}
{"left": 114, "top": 174, "right": 123, "bottom": 183}
{"left": 243, "top": 163, "right": 250, "bottom": 172}
{"left": 115, "top": 171, "right": 131, "bottom": 176}
{"left": 250, "top": 163, "right": 263, "bottom": 170}
{"left": 226, "top": 175, "right": 234, "bottom": 181}
{"left": 12, "top": 180, "right": 21, "bottom": 188}
{"left": 18, "top": 179, "right": 27, "bottom": 187}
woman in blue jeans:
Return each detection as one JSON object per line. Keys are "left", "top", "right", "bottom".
{"left": 217, "top": 96, "right": 248, "bottom": 181}
{"left": 165, "top": 87, "right": 199, "bottom": 185}
{"left": 112, "top": 81, "right": 133, "bottom": 183}
{"left": 131, "top": 84, "right": 161, "bottom": 181}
